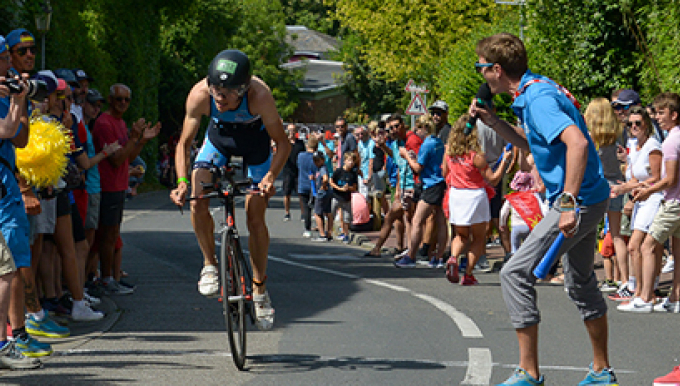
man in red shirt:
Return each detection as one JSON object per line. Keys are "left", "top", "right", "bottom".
{"left": 92, "top": 84, "right": 160, "bottom": 295}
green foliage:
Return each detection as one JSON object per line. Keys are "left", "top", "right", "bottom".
{"left": 437, "top": 12, "right": 519, "bottom": 123}
{"left": 282, "top": 0, "right": 340, "bottom": 35}
{"left": 636, "top": 0, "right": 680, "bottom": 97}
{"left": 524, "top": 0, "right": 641, "bottom": 105}
{"left": 333, "top": 33, "right": 405, "bottom": 118}
{"left": 328, "top": 0, "right": 497, "bottom": 86}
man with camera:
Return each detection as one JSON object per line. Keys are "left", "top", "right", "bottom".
{"left": 0, "top": 34, "right": 44, "bottom": 369}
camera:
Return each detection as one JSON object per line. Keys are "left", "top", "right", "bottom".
{"left": 4, "top": 77, "right": 51, "bottom": 101}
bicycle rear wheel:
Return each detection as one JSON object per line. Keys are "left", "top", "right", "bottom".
{"left": 220, "top": 230, "right": 247, "bottom": 370}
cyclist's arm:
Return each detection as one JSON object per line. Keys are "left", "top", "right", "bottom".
{"left": 176, "top": 81, "right": 210, "bottom": 188}
{"left": 250, "top": 78, "right": 290, "bottom": 186}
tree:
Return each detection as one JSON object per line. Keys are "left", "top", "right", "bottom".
{"left": 328, "top": 0, "right": 497, "bottom": 85}
{"left": 281, "top": 0, "right": 340, "bottom": 36}
{"left": 524, "top": 0, "right": 641, "bottom": 103}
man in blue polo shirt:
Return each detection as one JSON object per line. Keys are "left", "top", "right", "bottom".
{"left": 471, "top": 33, "right": 614, "bottom": 386}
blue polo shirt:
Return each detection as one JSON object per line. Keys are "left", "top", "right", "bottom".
{"left": 390, "top": 138, "right": 415, "bottom": 190}
{"left": 511, "top": 70, "right": 609, "bottom": 206}
{"left": 417, "top": 135, "right": 445, "bottom": 189}
{"left": 0, "top": 97, "right": 31, "bottom": 268}
{"left": 357, "top": 138, "right": 374, "bottom": 179}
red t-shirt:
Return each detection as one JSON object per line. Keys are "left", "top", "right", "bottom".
{"left": 92, "top": 112, "right": 129, "bottom": 192}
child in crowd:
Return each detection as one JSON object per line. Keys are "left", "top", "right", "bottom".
{"left": 442, "top": 114, "right": 511, "bottom": 284}
{"left": 597, "top": 216, "right": 620, "bottom": 292}
{"left": 311, "top": 152, "right": 332, "bottom": 242}
{"left": 297, "top": 136, "right": 319, "bottom": 238}
{"left": 329, "top": 153, "right": 358, "bottom": 244}
{"left": 499, "top": 171, "right": 548, "bottom": 259}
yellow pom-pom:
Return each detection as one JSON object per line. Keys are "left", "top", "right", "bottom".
{"left": 16, "top": 113, "right": 72, "bottom": 189}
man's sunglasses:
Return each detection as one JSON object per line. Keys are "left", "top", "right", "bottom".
{"left": 475, "top": 62, "right": 495, "bottom": 73}
{"left": 612, "top": 104, "right": 631, "bottom": 111}
{"left": 12, "top": 46, "right": 36, "bottom": 56}
{"left": 114, "top": 96, "right": 131, "bottom": 103}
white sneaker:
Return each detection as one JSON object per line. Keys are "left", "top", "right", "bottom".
{"left": 617, "top": 297, "right": 654, "bottom": 313}
{"left": 253, "top": 291, "right": 275, "bottom": 331}
{"left": 654, "top": 298, "right": 680, "bottom": 313}
{"left": 302, "top": 231, "right": 312, "bottom": 238}
{"left": 662, "top": 258, "right": 675, "bottom": 274}
{"left": 83, "top": 292, "right": 101, "bottom": 306}
{"left": 198, "top": 265, "right": 219, "bottom": 297}
{"left": 71, "top": 302, "right": 104, "bottom": 321}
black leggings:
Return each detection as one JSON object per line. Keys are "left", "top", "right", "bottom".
{"left": 300, "top": 193, "right": 312, "bottom": 231}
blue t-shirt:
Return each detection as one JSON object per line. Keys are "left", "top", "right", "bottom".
{"left": 0, "top": 98, "right": 30, "bottom": 251}
{"left": 511, "top": 70, "right": 609, "bottom": 206}
{"left": 84, "top": 124, "right": 101, "bottom": 194}
{"left": 357, "top": 138, "right": 375, "bottom": 180}
{"left": 417, "top": 135, "right": 445, "bottom": 189}
{"left": 297, "top": 151, "right": 317, "bottom": 194}
{"left": 315, "top": 165, "right": 329, "bottom": 199}
{"left": 317, "top": 140, "right": 335, "bottom": 174}
{"left": 389, "top": 138, "right": 415, "bottom": 190}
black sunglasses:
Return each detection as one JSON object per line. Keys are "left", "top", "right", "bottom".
{"left": 13, "top": 46, "right": 36, "bottom": 56}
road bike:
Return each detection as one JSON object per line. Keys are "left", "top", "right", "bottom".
{"left": 191, "top": 163, "right": 256, "bottom": 370}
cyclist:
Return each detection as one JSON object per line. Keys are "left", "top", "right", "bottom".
{"left": 170, "top": 50, "right": 290, "bottom": 330}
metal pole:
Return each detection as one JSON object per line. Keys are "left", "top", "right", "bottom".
{"left": 41, "top": 34, "right": 46, "bottom": 70}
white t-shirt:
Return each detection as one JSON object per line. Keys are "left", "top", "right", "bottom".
{"left": 628, "top": 137, "right": 661, "bottom": 182}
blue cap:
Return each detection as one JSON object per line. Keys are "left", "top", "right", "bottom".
{"left": 0, "top": 36, "right": 8, "bottom": 55}
{"left": 6, "top": 29, "right": 35, "bottom": 49}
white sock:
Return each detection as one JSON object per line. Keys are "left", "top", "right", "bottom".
{"left": 628, "top": 277, "right": 636, "bottom": 291}
{"left": 103, "top": 276, "right": 115, "bottom": 284}
{"left": 73, "top": 299, "right": 86, "bottom": 309}
{"left": 29, "top": 309, "right": 45, "bottom": 321}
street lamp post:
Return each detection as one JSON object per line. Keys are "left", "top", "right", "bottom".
{"left": 34, "top": 0, "right": 52, "bottom": 70}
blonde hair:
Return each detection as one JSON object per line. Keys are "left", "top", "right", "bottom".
{"left": 367, "top": 120, "right": 380, "bottom": 135}
{"left": 584, "top": 97, "right": 621, "bottom": 148}
{"left": 415, "top": 114, "right": 436, "bottom": 135}
{"left": 446, "top": 114, "right": 480, "bottom": 157}
{"left": 306, "top": 135, "right": 318, "bottom": 149}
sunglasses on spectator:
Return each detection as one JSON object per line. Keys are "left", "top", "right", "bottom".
{"left": 114, "top": 96, "right": 131, "bottom": 103}
{"left": 475, "top": 62, "right": 495, "bottom": 73}
{"left": 56, "top": 93, "right": 74, "bottom": 101}
{"left": 430, "top": 110, "right": 444, "bottom": 116}
{"left": 627, "top": 120, "right": 643, "bottom": 128}
{"left": 12, "top": 46, "right": 36, "bottom": 56}
{"left": 613, "top": 104, "right": 631, "bottom": 111}
{"left": 388, "top": 124, "right": 401, "bottom": 130}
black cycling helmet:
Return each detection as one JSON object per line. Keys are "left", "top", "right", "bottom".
{"left": 207, "top": 49, "right": 251, "bottom": 96}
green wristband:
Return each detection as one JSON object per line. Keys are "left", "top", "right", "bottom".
{"left": 177, "top": 177, "right": 190, "bottom": 185}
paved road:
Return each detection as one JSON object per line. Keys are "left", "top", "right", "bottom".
{"left": 1, "top": 187, "right": 677, "bottom": 385}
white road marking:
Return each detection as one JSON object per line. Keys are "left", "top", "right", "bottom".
{"left": 412, "top": 293, "right": 483, "bottom": 338}
{"left": 289, "top": 253, "right": 361, "bottom": 261}
{"left": 462, "top": 348, "right": 493, "bottom": 385}
{"left": 268, "top": 254, "right": 490, "bottom": 385}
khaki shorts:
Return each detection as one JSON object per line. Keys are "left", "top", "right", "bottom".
{"left": 649, "top": 200, "right": 680, "bottom": 244}
{"left": 0, "top": 232, "right": 16, "bottom": 277}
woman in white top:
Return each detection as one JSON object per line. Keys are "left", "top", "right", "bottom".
{"left": 611, "top": 106, "right": 663, "bottom": 311}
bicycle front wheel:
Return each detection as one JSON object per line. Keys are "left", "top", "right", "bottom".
{"left": 220, "top": 230, "right": 247, "bottom": 370}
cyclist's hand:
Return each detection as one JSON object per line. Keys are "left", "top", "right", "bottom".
{"left": 258, "top": 173, "right": 276, "bottom": 197}
{"left": 171, "top": 183, "right": 188, "bottom": 207}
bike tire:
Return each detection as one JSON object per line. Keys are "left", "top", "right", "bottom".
{"left": 221, "top": 230, "right": 247, "bottom": 370}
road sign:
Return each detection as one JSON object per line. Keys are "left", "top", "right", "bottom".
{"left": 404, "top": 79, "right": 429, "bottom": 94}
{"left": 405, "top": 93, "right": 427, "bottom": 115}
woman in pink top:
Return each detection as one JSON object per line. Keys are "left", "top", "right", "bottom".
{"left": 442, "top": 114, "right": 511, "bottom": 285}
